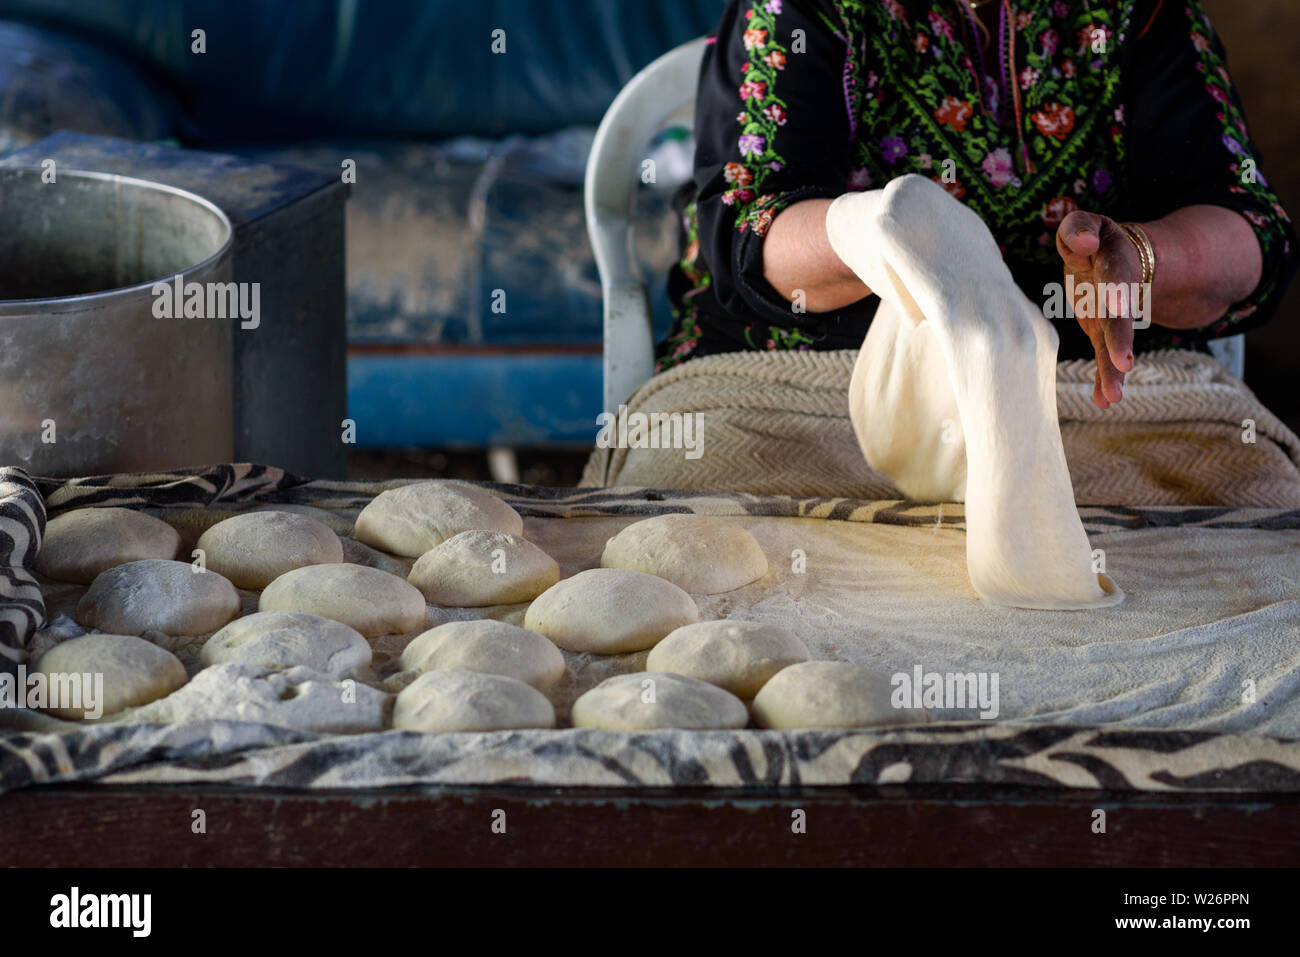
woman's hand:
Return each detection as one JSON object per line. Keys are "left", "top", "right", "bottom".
{"left": 1055, "top": 210, "right": 1141, "bottom": 409}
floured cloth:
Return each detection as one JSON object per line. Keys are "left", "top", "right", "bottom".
{"left": 581, "top": 349, "right": 1300, "bottom": 508}
{"left": 2, "top": 465, "right": 1300, "bottom": 794}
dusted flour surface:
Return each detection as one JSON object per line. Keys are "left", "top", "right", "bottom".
{"left": 600, "top": 514, "right": 768, "bottom": 594}
{"left": 118, "top": 663, "right": 389, "bottom": 734}
{"left": 354, "top": 481, "right": 523, "bottom": 557}
{"left": 196, "top": 511, "right": 343, "bottom": 588}
{"left": 76, "top": 559, "right": 240, "bottom": 636}
{"left": 408, "top": 530, "right": 559, "bottom": 606}
{"left": 571, "top": 672, "right": 748, "bottom": 731}
{"left": 393, "top": 668, "right": 556, "bottom": 732}
{"left": 36, "top": 507, "right": 180, "bottom": 584}
{"left": 34, "top": 632, "right": 187, "bottom": 719}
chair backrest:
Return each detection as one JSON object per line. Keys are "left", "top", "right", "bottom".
{"left": 1208, "top": 333, "right": 1245, "bottom": 380}
{"left": 585, "top": 36, "right": 707, "bottom": 415}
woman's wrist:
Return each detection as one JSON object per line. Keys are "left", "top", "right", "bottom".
{"left": 1136, "top": 208, "right": 1262, "bottom": 330}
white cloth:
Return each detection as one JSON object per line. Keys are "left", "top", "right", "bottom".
{"left": 825, "top": 175, "right": 1122, "bottom": 609}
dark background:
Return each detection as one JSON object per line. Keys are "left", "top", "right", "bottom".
{"left": 1206, "top": 0, "right": 1300, "bottom": 431}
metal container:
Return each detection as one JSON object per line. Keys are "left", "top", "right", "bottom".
{"left": 0, "top": 168, "right": 234, "bottom": 476}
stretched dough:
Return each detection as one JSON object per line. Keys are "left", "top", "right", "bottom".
{"left": 354, "top": 481, "right": 523, "bottom": 557}
{"left": 600, "top": 514, "right": 768, "bottom": 594}
{"left": 35, "top": 507, "right": 180, "bottom": 584}
{"left": 825, "top": 175, "right": 1122, "bottom": 609}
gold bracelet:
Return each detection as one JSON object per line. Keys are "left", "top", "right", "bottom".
{"left": 1120, "top": 222, "right": 1156, "bottom": 318}
{"left": 1120, "top": 222, "right": 1156, "bottom": 286}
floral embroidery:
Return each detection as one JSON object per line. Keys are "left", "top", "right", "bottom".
{"left": 1042, "top": 196, "right": 1078, "bottom": 228}
{"left": 982, "top": 148, "right": 1018, "bottom": 188}
{"left": 1031, "top": 103, "right": 1075, "bottom": 141}
{"left": 730, "top": 0, "right": 795, "bottom": 236}
{"left": 662, "top": 0, "right": 1293, "bottom": 370}
{"left": 743, "top": 324, "right": 815, "bottom": 351}
{"left": 1182, "top": 0, "right": 1290, "bottom": 324}
{"left": 934, "top": 96, "right": 973, "bottom": 132}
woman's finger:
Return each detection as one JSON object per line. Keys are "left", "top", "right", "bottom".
{"left": 1093, "top": 366, "right": 1108, "bottom": 410}
{"left": 1096, "top": 339, "right": 1125, "bottom": 404}
{"left": 1083, "top": 315, "right": 1124, "bottom": 407}
{"left": 1093, "top": 227, "right": 1141, "bottom": 372}
{"left": 1102, "top": 312, "right": 1135, "bottom": 374}
{"left": 1057, "top": 210, "right": 1106, "bottom": 266}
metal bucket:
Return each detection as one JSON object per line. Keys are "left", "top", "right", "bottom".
{"left": 0, "top": 167, "right": 234, "bottom": 476}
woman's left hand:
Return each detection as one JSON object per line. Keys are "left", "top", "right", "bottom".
{"left": 1056, "top": 210, "right": 1141, "bottom": 409}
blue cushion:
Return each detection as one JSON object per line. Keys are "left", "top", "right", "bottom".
{"left": 0, "top": 20, "right": 173, "bottom": 151}
{"left": 0, "top": 0, "right": 725, "bottom": 139}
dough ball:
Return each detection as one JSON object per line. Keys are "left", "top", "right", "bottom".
{"left": 523, "top": 568, "right": 698, "bottom": 654}
{"left": 252, "top": 503, "right": 355, "bottom": 536}
{"left": 354, "top": 481, "right": 523, "bottom": 557}
{"left": 35, "top": 507, "right": 180, "bottom": 584}
{"left": 75, "top": 559, "right": 241, "bottom": 636}
{"left": 407, "top": 530, "right": 560, "bottom": 606}
{"left": 570, "top": 672, "right": 748, "bottom": 731}
{"left": 646, "top": 620, "right": 810, "bottom": 699}
{"left": 33, "top": 633, "right": 187, "bottom": 720}
{"left": 400, "top": 619, "right": 565, "bottom": 690}
{"left": 751, "top": 661, "right": 927, "bottom": 730}
{"left": 600, "top": 514, "right": 767, "bottom": 594}
{"left": 200, "top": 611, "right": 372, "bottom": 678}
{"left": 196, "top": 511, "right": 344, "bottom": 589}
{"left": 259, "top": 563, "right": 426, "bottom": 637}
{"left": 392, "top": 668, "right": 556, "bottom": 732}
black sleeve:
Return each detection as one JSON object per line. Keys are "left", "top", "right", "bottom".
{"left": 1123, "top": 0, "right": 1296, "bottom": 337}
{"left": 693, "top": 0, "right": 871, "bottom": 326}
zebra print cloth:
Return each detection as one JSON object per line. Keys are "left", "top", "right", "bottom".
{"left": 4, "top": 462, "right": 1300, "bottom": 795}
{"left": 0, "top": 468, "right": 45, "bottom": 679}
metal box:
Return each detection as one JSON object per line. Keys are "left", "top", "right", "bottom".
{"left": 1, "top": 132, "right": 349, "bottom": 478}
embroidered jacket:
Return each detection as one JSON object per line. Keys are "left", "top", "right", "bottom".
{"left": 659, "top": 0, "right": 1296, "bottom": 368}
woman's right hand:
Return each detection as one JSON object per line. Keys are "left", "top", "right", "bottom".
{"left": 1055, "top": 209, "right": 1140, "bottom": 409}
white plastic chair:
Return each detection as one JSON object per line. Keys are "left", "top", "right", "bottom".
{"left": 1209, "top": 333, "right": 1245, "bottom": 379}
{"left": 584, "top": 37, "right": 1245, "bottom": 409}
{"left": 585, "top": 37, "right": 708, "bottom": 416}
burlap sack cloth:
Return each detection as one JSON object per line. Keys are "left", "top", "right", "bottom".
{"left": 582, "top": 349, "right": 1300, "bottom": 507}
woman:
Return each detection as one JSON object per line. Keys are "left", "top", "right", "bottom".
{"left": 660, "top": 0, "right": 1295, "bottom": 409}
